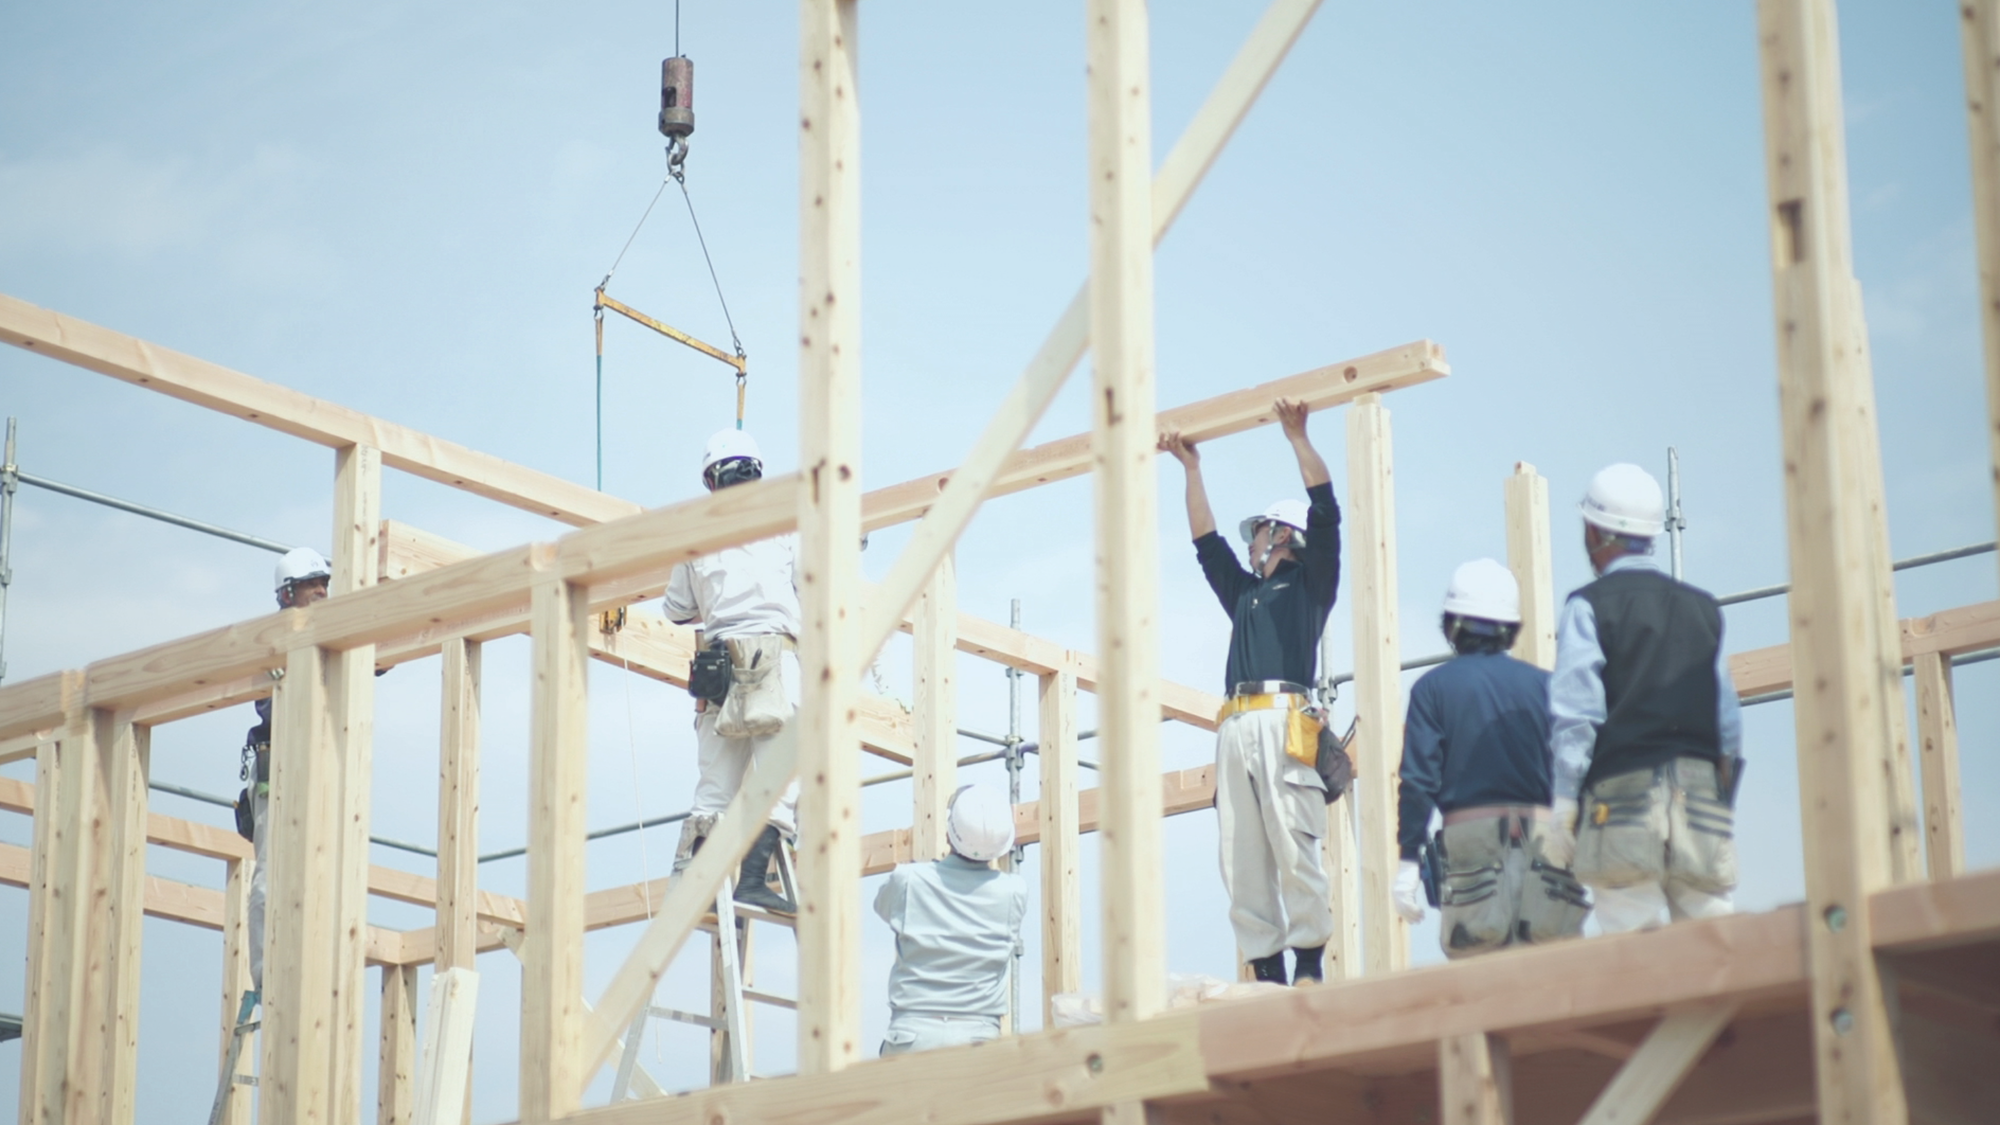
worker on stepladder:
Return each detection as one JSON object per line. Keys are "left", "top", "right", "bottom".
{"left": 874, "top": 784, "right": 1027, "bottom": 1055}
{"left": 1391, "top": 559, "right": 1589, "bottom": 956}
{"left": 1158, "top": 398, "right": 1339, "bottom": 986}
{"left": 234, "top": 547, "right": 334, "bottom": 1005}
{"left": 663, "top": 429, "right": 800, "bottom": 914}
{"left": 1541, "top": 464, "right": 1743, "bottom": 933}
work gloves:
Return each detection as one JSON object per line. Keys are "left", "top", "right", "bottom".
{"left": 1542, "top": 797, "right": 1580, "bottom": 870}
{"left": 1392, "top": 859, "right": 1426, "bottom": 923}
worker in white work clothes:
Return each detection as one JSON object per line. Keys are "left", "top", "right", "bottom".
{"left": 236, "top": 547, "right": 334, "bottom": 1006}
{"left": 1393, "top": 559, "right": 1589, "bottom": 957}
{"left": 664, "top": 428, "right": 801, "bottom": 914}
{"left": 1542, "top": 464, "right": 1744, "bottom": 933}
{"left": 1158, "top": 398, "right": 1339, "bottom": 986}
{"left": 875, "top": 784, "right": 1028, "bottom": 1055}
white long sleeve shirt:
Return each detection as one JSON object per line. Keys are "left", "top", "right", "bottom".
{"left": 662, "top": 534, "right": 800, "bottom": 643}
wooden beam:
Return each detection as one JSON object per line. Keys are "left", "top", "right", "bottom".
{"left": 521, "top": 575, "right": 590, "bottom": 1121}
{"left": 414, "top": 968, "right": 480, "bottom": 1125}
{"left": 1575, "top": 1002, "right": 1739, "bottom": 1125}
{"left": 1755, "top": 1, "right": 1908, "bottom": 1118}
{"left": 1320, "top": 796, "right": 1361, "bottom": 981}
{"left": 1439, "top": 1033, "right": 1512, "bottom": 1125}
{"left": 1347, "top": 393, "right": 1406, "bottom": 974}
{"left": 1038, "top": 669, "right": 1082, "bottom": 1022}
{"left": 216, "top": 857, "right": 254, "bottom": 1125}
{"left": 1503, "top": 463, "right": 1556, "bottom": 670}
{"left": 330, "top": 442, "right": 382, "bottom": 1125}
{"left": 1912, "top": 652, "right": 1964, "bottom": 881}
{"left": 1089, "top": 0, "right": 1165, "bottom": 1028}
{"left": 380, "top": 964, "right": 419, "bottom": 1125}
{"left": 99, "top": 718, "right": 149, "bottom": 1124}
{"left": 1964, "top": 0, "right": 2000, "bottom": 596}
{"left": 1728, "top": 598, "right": 2000, "bottom": 698}
{"left": 913, "top": 555, "right": 958, "bottom": 861}
{"left": 437, "top": 637, "right": 482, "bottom": 972}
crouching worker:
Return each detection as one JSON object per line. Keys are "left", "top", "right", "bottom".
{"left": 1542, "top": 464, "right": 1743, "bottom": 933}
{"left": 664, "top": 428, "right": 800, "bottom": 914}
{"left": 1393, "top": 559, "right": 1587, "bottom": 957}
{"left": 875, "top": 785, "right": 1027, "bottom": 1055}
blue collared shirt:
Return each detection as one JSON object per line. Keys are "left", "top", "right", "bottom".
{"left": 874, "top": 854, "right": 1027, "bottom": 1017}
{"left": 1548, "top": 553, "right": 1742, "bottom": 801}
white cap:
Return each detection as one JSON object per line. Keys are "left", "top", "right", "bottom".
{"left": 1441, "top": 558, "right": 1520, "bottom": 624}
{"left": 1580, "top": 463, "right": 1665, "bottom": 537}
{"left": 701, "top": 428, "right": 763, "bottom": 474}
{"left": 1238, "top": 498, "right": 1310, "bottom": 545}
{"left": 273, "top": 548, "right": 332, "bottom": 593}
{"left": 946, "top": 785, "right": 1015, "bottom": 863}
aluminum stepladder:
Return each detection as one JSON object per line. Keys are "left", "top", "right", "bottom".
{"left": 207, "top": 991, "right": 259, "bottom": 1125}
{"left": 610, "top": 839, "right": 798, "bottom": 1095}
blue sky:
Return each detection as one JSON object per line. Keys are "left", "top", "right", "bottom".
{"left": 1, "top": 2, "right": 1993, "bottom": 1121}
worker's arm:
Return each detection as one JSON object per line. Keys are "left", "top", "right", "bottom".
{"left": 1547, "top": 596, "right": 1607, "bottom": 802}
{"left": 872, "top": 866, "right": 908, "bottom": 929}
{"left": 1397, "top": 678, "right": 1445, "bottom": 860}
{"left": 1157, "top": 430, "right": 1217, "bottom": 539}
{"left": 1275, "top": 398, "right": 1331, "bottom": 489}
{"left": 1713, "top": 623, "right": 1742, "bottom": 758}
{"left": 662, "top": 561, "right": 700, "bottom": 626}
{"left": 1301, "top": 481, "right": 1342, "bottom": 618}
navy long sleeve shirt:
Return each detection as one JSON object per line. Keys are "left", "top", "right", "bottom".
{"left": 1396, "top": 651, "right": 1553, "bottom": 859}
{"left": 1193, "top": 481, "right": 1341, "bottom": 692}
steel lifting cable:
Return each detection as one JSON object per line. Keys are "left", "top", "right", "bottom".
{"left": 671, "top": 166, "right": 748, "bottom": 429}
{"left": 595, "top": 174, "right": 674, "bottom": 491}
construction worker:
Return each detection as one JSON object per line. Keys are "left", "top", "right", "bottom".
{"left": 1541, "top": 464, "right": 1743, "bottom": 933}
{"left": 1392, "top": 559, "right": 1588, "bottom": 957}
{"left": 663, "top": 428, "right": 800, "bottom": 914}
{"left": 238, "top": 547, "right": 334, "bottom": 999}
{"left": 874, "top": 784, "right": 1027, "bottom": 1055}
{"left": 1158, "top": 398, "right": 1338, "bottom": 986}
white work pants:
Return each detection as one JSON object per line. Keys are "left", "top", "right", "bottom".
{"left": 1592, "top": 882, "right": 1735, "bottom": 934}
{"left": 248, "top": 788, "right": 268, "bottom": 992}
{"left": 878, "top": 1012, "right": 1001, "bottom": 1056}
{"left": 691, "top": 649, "right": 800, "bottom": 834}
{"left": 1215, "top": 708, "right": 1332, "bottom": 960}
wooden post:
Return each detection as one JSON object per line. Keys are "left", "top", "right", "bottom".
{"left": 1503, "top": 463, "right": 1556, "bottom": 670}
{"left": 414, "top": 968, "right": 481, "bottom": 1125}
{"left": 521, "top": 574, "right": 590, "bottom": 1120}
{"left": 1575, "top": 1003, "right": 1738, "bottom": 1125}
{"left": 379, "top": 964, "right": 419, "bottom": 1125}
{"left": 216, "top": 857, "right": 254, "bottom": 1125}
{"left": 99, "top": 718, "right": 149, "bottom": 1125}
{"left": 797, "top": 0, "right": 865, "bottom": 1078}
{"left": 1912, "top": 652, "right": 1963, "bottom": 880}
{"left": 437, "top": 637, "right": 482, "bottom": 972}
{"left": 1963, "top": 0, "right": 2000, "bottom": 592}
{"left": 1088, "top": 0, "right": 1165, "bottom": 1029}
{"left": 1754, "top": 1, "right": 1907, "bottom": 1119}
{"left": 329, "top": 441, "right": 381, "bottom": 1125}
{"left": 1347, "top": 394, "right": 1406, "bottom": 974}
{"left": 1320, "top": 797, "right": 1361, "bottom": 981}
{"left": 913, "top": 555, "right": 958, "bottom": 860}
{"left": 1037, "top": 669, "right": 1081, "bottom": 1021}
{"left": 1439, "top": 1033, "right": 1512, "bottom": 1125}
{"left": 18, "top": 716, "right": 68, "bottom": 1123}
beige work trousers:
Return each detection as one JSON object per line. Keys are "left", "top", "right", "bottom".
{"left": 1215, "top": 707, "right": 1333, "bottom": 960}
{"left": 1574, "top": 756, "right": 1737, "bottom": 934}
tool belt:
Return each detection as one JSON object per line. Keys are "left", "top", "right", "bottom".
{"left": 712, "top": 634, "right": 796, "bottom": 739}
{"left": 1216, "top": 687, "right": 1321, "bottom": 772}
{"left": 1442, "top": 804, "right": 1549, "bottom": 828}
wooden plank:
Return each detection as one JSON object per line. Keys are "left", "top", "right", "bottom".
{"left": 99, "top": 719, "right": 149, "bottom": 1124}
{"left": 521, "top": 576, "right": 590, "bottom": 1121}
{"left": 1964, "top": 0, "right": 2000, "bottom": 595}
{"left": 913, "top": 555, "right": 958, "bottom": 860}
{"left": 438, "top": 637, "right": 482, "bottom": 973}
{"left": 1347, "top": 394, "right": 1406, "bottom": 974}
{"left": 380, "top": 964, "right": 419, "bottom": 1125}
{"left": 0, "top": 668, "right": 77, "bottom": 745}
{"left": 1439, "top": 1033, "right": 1512, "bottom": 1125}
{"left": 414, "top": 968, "right": 480, "bottom": 1125}
{"left": 1320, "top": 796, "right": 1361, "bottom": 981}
{"left": 16, "top": 741, "right": 59, "bottom": 1122}
{"left": 330, "top": 442, "right": 382, "bottom": 1125}
{"left": 1088, "top": 0, "right": 1165, "bottom": 1027}
{"left": 1503, "top": 463, "right": 1556, "bottom": 670}
{"left": 0, "top": 726, "right": 53, "bottom": 765}
{"left": 1755, "top": 1, "right": 1908, "bottom": 1119}
{"left": 216, "top": 858, "right": 254, "bottom": 1125}
{"left": 1038, "top": 670, "right": 1082, "bottom": 1023}
{"left": 1576, "top": 1002, "right": 1739, "bottom": 1125}
{"left": 1728, "top": 598, "right": 2000, "bottom": 697}
{"left": 1912, "top": 652, "right": 1964, "bottom": 881}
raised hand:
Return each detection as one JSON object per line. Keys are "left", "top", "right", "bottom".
{"left": 1275, "top": 398, "right": 1310, "bottom": 443}
{"left": 1157, "top": 429, "right": 1200, "bottom": 470}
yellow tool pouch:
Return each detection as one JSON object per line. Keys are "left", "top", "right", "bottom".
{"left": 1284, "top": 702, "right": 1322, "bottom": 769}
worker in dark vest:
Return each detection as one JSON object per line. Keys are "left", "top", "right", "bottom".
{"left": 1158, "top": 398, "right": 1339, "bottom": 986}
{"left": 1541, "top": 464, "right": 1743, "bottom": 933}
{"left": 1393, "top": 559, "right": 1587, "bottom": 957}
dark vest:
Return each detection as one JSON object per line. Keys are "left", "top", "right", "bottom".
{"left": 1575, "top": 567, "right": 1723, "bottom": 789}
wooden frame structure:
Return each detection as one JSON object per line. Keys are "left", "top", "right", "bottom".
{"left": 3, "top": 1, "right": 1997, "bottom": 1122}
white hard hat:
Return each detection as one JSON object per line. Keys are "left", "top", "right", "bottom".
{"left": 1441, "top": 558, "right": 1520, "bottom": 624}
{"left": 1238, "top": 498, "right": 1310, "bottom": 545}
{"left": 1580, "top": 463, "right": 1665, "bottom": 537}
{"left": 701, "top": 428, "right": 763, "bottom": 474}
{"left": 273, "top": 548, "right": 332, "bottom": 593}
{"left": 946, "top": 785, "right": 1015, "bottom": 863}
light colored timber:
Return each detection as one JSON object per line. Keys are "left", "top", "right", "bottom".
{"left": 1963, "top": 0, "right": 2000, "bottom": 596}
{"left": 1318, "top": 627, "right": 1360, "bottom": 981}
{"left": 24, "top": 709, "right": 104, "bottom": 1125}
{"left": 1728, "top": 598, "right": 2000, "bottom": 697}
{"left": 1347, "top": 394, "right": 1406, "bottom": 974}
{"left": 437, "top": 637, "right": 482, "bottom": 974}
{"left": 0, "top": 726, "right": 52, "bottom": 765}
{"left": 1912, "top": 651, "right": 1964, "bottom": 881}
{"left": 1575, "top": 1002, "right": 1739, "bottom": 1125}
{"left": 380, "top": 964, "right": 419, "bottom": 1125}
{"left": 1755, "top": 1, "right": 1907, "bottom": 1120}
{"left": 912, "top": 554, "right": 958, "bottom": 861}
{"left": 330, "top": 442, "right": 382, "bottom": 1125}
{"left": 216, "top": 858, "right": 254, "bottom": 1125}
{"left": 1503, "top": 462, "right": 1556, "bottom": 670}
{"left": 1438, "top": 1032, "right": 1511, "bottom": 1125}
{"left": 1038, "top": 669, "right": 1082, "bottom": 1022}
{"left": 413, "top": 968, "right": 480, "bottom": 1125}
{"left": 1088, "top": 0, "right": 1166, "bottom": 1027}
{"left": 100, "top": 718, "right": 149, "bottom": 1124}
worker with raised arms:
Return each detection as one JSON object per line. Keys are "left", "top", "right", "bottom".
{"left": 1392, "top": 559, "right": 1588, "bottom": 956}
{"left": 663, "top": 428, "right": 800, "bottom": 914}
{"left": 1158, "top": 398, "right": 1339, "bottom": 986}
{"left": 874, "top": 784, "right": 1027, "bottom": 1054}
{"left": 1541, "top": 464, "right": 1743, "bottom": 933}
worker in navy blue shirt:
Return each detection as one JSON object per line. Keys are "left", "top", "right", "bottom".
{"left": 1159, "top": 398, "right": 1339, "bottom": 986}
{"left": 1393, "top": 559, "right": 1587, "bottom": 958}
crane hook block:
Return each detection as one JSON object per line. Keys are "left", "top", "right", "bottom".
{"left": 659, "top": 56, "right": 695, "bottom": 140}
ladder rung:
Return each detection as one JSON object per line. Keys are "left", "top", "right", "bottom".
{"left": 649, "top": 1006, "right": 722, "bottom": 1031}
{"left": 232, "top": 1075, "right": 258, "bottom": 1088}
{"left": 742, "top": 988, "right": 796, "bottom": 1011}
